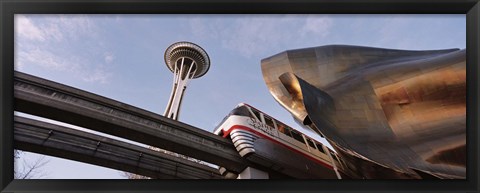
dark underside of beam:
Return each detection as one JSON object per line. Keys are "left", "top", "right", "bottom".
{"left": 13, "top": 71, "right": 248, "bottom": 173}
{"left": 14, "top": 116, "right": 223, "bottom": 179}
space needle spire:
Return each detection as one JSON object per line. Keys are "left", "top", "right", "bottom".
{"left": 163, "top": 41, "right": 210, "bottom": 120}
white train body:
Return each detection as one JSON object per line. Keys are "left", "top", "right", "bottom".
{"left": 213, "top": 103, "right": 346, "bottom": 179}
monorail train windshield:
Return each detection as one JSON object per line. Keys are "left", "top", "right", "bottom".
{"left": 213, "top": 105, "right": 253, "bottom": 132}
{"left": 230, "top": 105, "right": 252, "bottom": 118}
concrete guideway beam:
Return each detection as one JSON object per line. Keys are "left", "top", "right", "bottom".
{"left": 13, "top": 71, "right": 248, "bottom": 173}
{"left": 14, "top": 116, "right": 224, "bottom": 179}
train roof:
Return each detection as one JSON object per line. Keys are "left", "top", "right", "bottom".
{"left": 236, "top": 103, "right": 318, "bottom": 140}
{"left": 237, "top": 103, "right": 297, "bottom": 128}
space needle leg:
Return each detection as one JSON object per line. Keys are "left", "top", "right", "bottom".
{"left": 164, "top": 57, "right": 196, "bottom": 120}
{"left": 164, "top": 64, "right": 179, "bottom": 117}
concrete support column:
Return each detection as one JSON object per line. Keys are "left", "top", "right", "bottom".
{"left": 236, "top": 167, "right": 269, "bottom": 179}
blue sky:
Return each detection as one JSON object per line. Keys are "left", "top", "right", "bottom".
{"left": 14, "top": 14, "right": 466, "bottom": 179}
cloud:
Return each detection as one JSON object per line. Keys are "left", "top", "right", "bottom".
{"left": 17, "top": 47, "right": 112, "bottom": 84}
{"left": 374, "top": 16, "right": 452, "bottom": 49}
{"left": 82, "top": 68, "right": 112, "bottom": 84}
{"left": 189, "top": 15, "right": 333, "bottom": 58}
{"left": 104, "top": 52, "right": 115, "bottom": 64}
{"left": 300, "top": 15, "right": 332, "bottom": 37}
{"left": 57, "top": 15, "right": 98, "bottom": 40}
{"left": 190, "top": 16, "right": 295, "bottom": 58}
{"left": 376, "top": 16, "right": 411, "bottom": 47}
{"left": 15, "top": 14, "right": 96, "bottom": 43}
{"left": 15, "top": 15, "right": 46, "bottom": 41}
{"left": 15, "top": 15, "right": 113, "bottom": 84}
{"left": 18, "top": 48, "right": 68, "bottom": 70}
{"left": 222, "top": 17, "right": 297, "bottom": 58}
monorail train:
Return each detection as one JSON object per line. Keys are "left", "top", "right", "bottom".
{"left": 213, "top": 103, "right": 350, "bottom": 179}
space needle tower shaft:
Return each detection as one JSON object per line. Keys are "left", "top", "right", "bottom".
{"left": 163, "top": 42, "right": 210, "bottom": 120}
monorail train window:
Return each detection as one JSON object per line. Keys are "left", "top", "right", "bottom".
{"left": 277, "top": 123, "right": 285, "bottom": 133}
{"left": 264, "top": 115, "right": 275, "bottom": 128}
{"left": 306, "top": 138, "right": 316, "bottom": 149}
{"left": 283, "top": 126, "right": 294, "bottom": 138}
{"left": 229, "top": 106, "right": 253, "bottom": 118}
{"left": 316, "top": 142, "right": 325, "bottom": 153}
{"left": 290, "top": 130, "right": 305, "bottom": 144}
{"left": 252, "top": 109, "right": 261, "bottom": 121}
{"left": 277, "top": 123, "right": 288, "bottom": 135}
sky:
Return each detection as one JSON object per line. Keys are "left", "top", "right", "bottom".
{"left": 13, "top": 14, "right": 466, "bottom": 179}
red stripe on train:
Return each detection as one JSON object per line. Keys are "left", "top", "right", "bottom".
{"left": 222, "top": 125, "right": 334, "bottom": 170}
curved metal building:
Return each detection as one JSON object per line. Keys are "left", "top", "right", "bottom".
{"left": 261, "top": 45, "right": 466, "bottom": 179}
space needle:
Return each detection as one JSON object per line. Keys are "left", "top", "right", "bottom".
{"left": 163, "top": 41, "right": 210, "bottom": 120}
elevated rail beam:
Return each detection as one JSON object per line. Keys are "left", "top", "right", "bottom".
{"left": 14, "top": 116, "right": 223, "bottom": 179}
{"left": 14, "top": 71, "right": 248, "bottom": 173}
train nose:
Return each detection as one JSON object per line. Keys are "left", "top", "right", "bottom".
{"left": 229, "top": 129, "right": 258, "bottom": 157}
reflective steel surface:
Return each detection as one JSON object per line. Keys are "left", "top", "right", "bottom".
{"left": 261, "top": 45, "right": 466, "bottom": 179}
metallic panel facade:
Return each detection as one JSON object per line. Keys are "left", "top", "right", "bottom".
{"left": 261, "top": 45, "right": 466, "bottom": 179}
